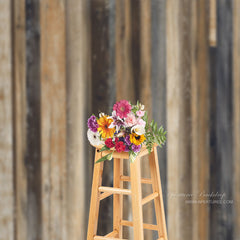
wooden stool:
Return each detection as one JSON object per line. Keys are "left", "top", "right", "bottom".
{"left": 87, "top": 145, "right": 168, "bottom": 240}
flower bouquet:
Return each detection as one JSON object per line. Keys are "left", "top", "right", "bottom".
{"left": 87, "top": 100, "right": 166, "bottom": 163}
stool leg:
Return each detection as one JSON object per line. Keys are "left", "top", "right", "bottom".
{"left": 130, "top": 157, "right": 144, "bottom": 240}
{"left": 87, "top": 150, "right": 104, "bottom": 240}
{"left": 113, "top": 158, "right": 123, "bottom": 237}
{"left": 149, "top": 147, "right": 168, "bottom": 240}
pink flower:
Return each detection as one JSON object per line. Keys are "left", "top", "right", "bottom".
{"left": 113, "top": 100, "right": 131, "bottom": 118}
{"left": 136, "top": 110, "right": 145, "bottom": 117}
{"left": 125, "top": 113, "right": 137, "bottom": 127}
{"left": 137, "top": 118, "right": 146, "bottom": 127}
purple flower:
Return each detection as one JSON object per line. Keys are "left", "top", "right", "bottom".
{"left": 125, "top": 135, "right": 131, "bottom": 146}
{"left": 87, "top": 115, "right": 99, "bottom": 132}
{"left": 124, "top": 145, "right": 130, "bottom": 152}
{"left": 131, "top": 144, "right": 141, "bottom": 153}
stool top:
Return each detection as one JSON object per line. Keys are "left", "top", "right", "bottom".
{"left": 94, "top": 143, "right": 158, "bottom": 160}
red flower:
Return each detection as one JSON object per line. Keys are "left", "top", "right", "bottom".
{"left": 105, "top": 138, "right": 115, "bottom": 148}
{"left": 115, "top": 141, "right": 125, "bottom": 152}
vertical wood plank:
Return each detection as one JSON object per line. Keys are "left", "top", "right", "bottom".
{"left": 151, "top": 0, "right": 167, "bottom": 228}
{"left": 12, "top": 0, "right": 27, "bottom": 239}
{"left": 25, "top": 0, "right": 42, "bottom": 239}
{"left": 139, "top": 2, "right": 153, "bottom": 239}
{"left": 191, "top": 1, "right": 210, "bottom": 240}
{"left": 40, "top": 0, "right": 67, "bottom": 239}
{"left": 209, "top": 0, "right": 217, "bottom": 46}
{"left": 0, "top": 1, "right": 14, "bottom": 239}
{"left": 210, "top": 1, "right": 234, "bottom": 239}
{"left": 167, "top": 0, "right": 192, "bottom": 239}
{"left": 90, "top": 0, "right": 113, "bottom": 235}
{"left": 65, "top": 0, "right": 90, "bottom": 239}
{"left": 233, "top": 0, "right": 240, "bottom": 238}
{"left": 115, "top": 1, "right": 135, "bottom": 238}
{"left": 115, "top": 0, "right": 135, "bottom": 102}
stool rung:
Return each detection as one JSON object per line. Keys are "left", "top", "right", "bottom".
{"left": 99, "top": 186, "right": 131, "bottom": 195}
{"left": 99, "top": 192, "right": 112, "bottom": 201}
{"left": 120, "top": 220, "right": 158, "bottom": 231}
{"left": 94, "top": 236, "right": 126, "bottom": 240}
{"left": 104, "top": 230, "right": 118, "bottom": 237}
{"left": 120, "top": 175, "right": 152, "bottom": 184}
{"left": 142, "top": 192, "right": 159, "bottom": 205}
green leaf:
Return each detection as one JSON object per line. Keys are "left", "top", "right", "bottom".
{"left": 153, "top": 122, "right": 157, "bottom": 132}
{"left": 129, "top": 151, "right": 138, "bottom": 163}
{"left": 95, "top": 152, "right": 113, "bottom": 164}
{"left": 99, "top": 145, "right": 110, "bottom": 152}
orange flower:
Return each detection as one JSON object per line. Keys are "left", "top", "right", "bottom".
{"left": 97, "top": 115, "right": 115, "bottom": 139}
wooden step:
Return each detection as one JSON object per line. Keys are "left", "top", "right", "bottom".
{"left": 94, "top": 236, "right": 126, "bottom": 240}
{"left": 120, "top": 219, "right": 158, "bottom": 231}
{"left": 142, "top": 192, "right": 159, "bottom": 205}
{"left": 98, "top": 186, "right": 131, "bottom": 195}
{"left": 120, "top": 175, "right": 152, "bottom": 184}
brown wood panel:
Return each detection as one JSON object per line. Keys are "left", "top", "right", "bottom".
{"left": 116, "top": 0, "right": 135, "bottom": 102}
{"left": 25, "top": 0, "right": 42, "bottom": 239}
{"left": 191, "top": 1, "right": 210, "bottom": 240}
{"left": 167, "top": 0, "right": 192, "bottom": 239}
{"left": 90, "top": 0, "right": 113, "bottom": 235}
{"left": 65, "top": 0, "right": 90, "bottom": 239}
{"left": 209, "top": 1, "right": 234, "bottom": 239}
{"left": 139, "top": 1, "right": 153, "bottom": 239}
{"left": 40, "top": 0, "right": 67, "bottom": 239}
{"left": 12, "top": 0, "right": 27, "bottom": 239}
{"left": 151, "top": 1, "right": 167, "bottom": 223}
{"left": 233, "top": 0, "right": 240, "bottom": 238}
{"left": 0, "top": 1, "right": 14, "bottom": 239}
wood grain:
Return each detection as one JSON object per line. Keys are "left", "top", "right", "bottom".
{"left": 12, "top": 0, "right": 27, "bottom": 239}
{"left": 209, "top": 1, "right": 234, "bottom": 239}
{"left": 115, "top": 0, "right": 135, "bottom": 102}
{"left": 139, "top": 2, "right": 153, "bottom": 238}
{"left": 40, "top": 0, "right": 67, "bottom": 239}
{"left": 25, "top": 0, "right": 42, "bottom": 238}
{"left": 65, "top": 0, "right": 90, "bottom": 239}
{"left": 167, "top": 0, "right": 192, "bottom": 239}
{"left": 191, "top": 1, "right": 210, "bottom": 240}
{"left": 0, "top": 1, "right": 14, "bottom": 239}
{"left": 90, "top": 1, "right": 113, "bottom": 234}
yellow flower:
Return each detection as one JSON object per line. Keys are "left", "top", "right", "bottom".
{"left": 129, "top": 133, "right": 146, "bottom": 145}
{"left": 97, "top": 115, "right": 115, "bottom": 139}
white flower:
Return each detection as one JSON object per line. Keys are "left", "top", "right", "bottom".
{"left": 87, "top": 129, "right": 103, "bottom": 146}
{"left": 131, "top": 125, "right": 145, "bottom": 135}
{"left": 140, "top": 104, "right": 145, "bottom": 110}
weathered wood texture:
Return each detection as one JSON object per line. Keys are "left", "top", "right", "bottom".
{"left": 167, "top": 1, "right": 192, "bottom": 240}
{"left": 66, "top": 0, "right": 90, "bottom": 239}
{"left": 25, "top": 0, "right": 42, "bottom": 239}
{"left": 151, "top": 0, "right": 167, "bottom": 226}
{"left": 12, "top": 0, "right": 27, "bottom": 239}
{"left": 0, "top": 1, "right": 14, "bottom": 240}
{"left": 210, "top": 1, "right": 234, "bottom": 240}
{"left": 233, "top": 1, "right": 240, "bottom": 239}
{"left": 191, "top": 1, "right": 210, "bottom": 240}
{"left": 0, "top": 1, "right": 239, "bottom": 240}
{"left": 40, "top": 0, "right": 67, "bottom": 239}
{"left": 90, "top": 0, "right": 113, "bottom": 235}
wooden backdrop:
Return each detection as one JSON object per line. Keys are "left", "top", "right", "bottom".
{"left": 0, "top": 0, "right": 239, "bottom": 240}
